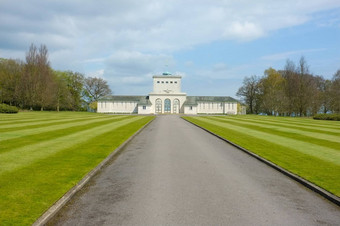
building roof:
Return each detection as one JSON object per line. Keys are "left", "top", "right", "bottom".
{"left": 183, "top": 96, "right": 238, "bottom": 106}
{"left": 100, "top": 95, "right": 238, "bottom": 106}
{"left": 99, "top": 95, "right": 152, "bottom": 105}
{"left": 152, "top": 75, "right": 182, "bottom": 79}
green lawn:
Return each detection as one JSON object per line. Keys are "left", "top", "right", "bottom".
{"left": 0, "top": 112, "right": 154, "bottom": 225}
{"left": 183, "top": 115, "right": 340, "bottom": 197}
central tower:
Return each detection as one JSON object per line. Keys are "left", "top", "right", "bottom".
{"left": 152, "top": 72, "right": 183, "bottom": 94}
{"left": 149, "top": 72, "right": 187, "bottom": 114}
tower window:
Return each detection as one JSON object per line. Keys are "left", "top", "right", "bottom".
{"left": 166, "top": 81, "right": 169, "bottom": 83}
{"left": 157, "top": 81, "right": 160, "bottom": 83}
{"left": 174, "top": 81, "right": 177, "bottom": 83}
{"left": 170, "top": 81, "right": 173, "bottom": 83}
{"left": 162, "top": 81, "right": 164, "bottom": 83}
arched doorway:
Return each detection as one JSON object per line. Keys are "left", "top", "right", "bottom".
{"left": 164, "top": 99, "right": 171, "bottom": 113}
{"left": 173, "top": 99, "right": 180, "bottom": 114}
{"left": 155, "top": 99, "right": 162, "bottom": 113}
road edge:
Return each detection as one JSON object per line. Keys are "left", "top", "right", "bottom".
{"left": 181, "top": 117, "right": 340, "bottom": 207}
{"left": 33, "top": 116, "right": 156, "bottom": 226}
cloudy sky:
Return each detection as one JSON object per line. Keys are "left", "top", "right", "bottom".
{"left": 1, "top": 0, "right": 340, "bottom": 97}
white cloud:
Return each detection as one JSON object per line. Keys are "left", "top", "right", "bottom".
{"left": 224, "top": 21, "right": 264, "bottom": 41}
{"left": 2, "top": 0, "right": 340, "bottom": 55}
{"left": 86, "top": 69, "right": 105, "bottom": 78}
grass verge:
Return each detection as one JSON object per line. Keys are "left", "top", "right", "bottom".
{"left": 183, "top": 115, "right": 340, "bottom": 197}
{"left": 0, "top": 112, "right": 154, "bottom": 225}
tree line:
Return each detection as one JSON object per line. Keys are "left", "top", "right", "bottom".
{"left": 237, "top": 57, "right": 340, "bottom": 116}
{"left": 0, "top": 44, "right": 111, "bottom": 111}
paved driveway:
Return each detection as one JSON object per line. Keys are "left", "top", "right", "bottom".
{"left": 49, "top": 115, "right": 340, "bottom": 225}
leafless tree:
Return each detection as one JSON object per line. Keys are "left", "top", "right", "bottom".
{"left": 236, "top": 75, "right": 261, "bottom": 114}
{"left": 330, "top": 70, "right": 340, "bottom": 113}
{"left": 84, "top": 77, "right": 112, "bottom": 103}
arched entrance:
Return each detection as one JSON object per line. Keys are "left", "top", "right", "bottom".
{"left": 164, "top": 99, "right": 171, "bottom": 113}
{"left": 155, "top": 99, "right": 162, "bottom": 113}
{"left": 173, "top": 99, "right": 180, "bottom": 114}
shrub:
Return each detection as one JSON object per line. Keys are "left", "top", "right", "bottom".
{"left": 313, "top": 113, "right": 340, "bottom": 121}
{"left": 0, "top": 103, "right": 19, "bottom": 113}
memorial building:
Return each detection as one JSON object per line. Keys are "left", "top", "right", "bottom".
{"left": 97, "top": 72, "right": 245, "bottom": 115}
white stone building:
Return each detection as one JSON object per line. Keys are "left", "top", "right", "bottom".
{"left": 97, "top": 73, "right": 245, "bottom": 115}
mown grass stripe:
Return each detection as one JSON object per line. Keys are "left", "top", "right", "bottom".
{"left": 239, "top": 115, "right": 340, "bottom": 130}
{"left": 0, "top": 114, "right": 99, "bottom": 126}
{"left": 211, "top": 117, "right": 340, "bottom": 151}
{"left": 226, "top": 116, "right": 340, "bottom": 136}
{"left": 231, "top": 116, "right": 340, "bottom": 132}
{"left": 0, "top": 115, "right": 38, "bottom": 121}
{"left": 0, "top": 115, "right": 106, "bottom": 132}
{"left": 0, "top": 116, "right": 144, "bottom": 175}
{"left": 227, "top": 115, "right": 340, "bottom": 132}
{"left": 211, "top": 116, "right": 340, "bottom": 145}
{"left": 0, "top": 116, "right": 129, "bottom": 154}
{"left": 0, "top": 112, "right": 98, "bottom": 122}
{"left": 0, "top": 112, "right": 75, "bottom": 121}
{"left": 0, "top": 115, "right": 127, "bottom": 142}
{"left": 196, "top": 117, "right": 340, "bottom": 164}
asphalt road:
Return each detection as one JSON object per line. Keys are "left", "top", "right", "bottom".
{"left": 49, "top": 115, "right": 340, "bottom": 226}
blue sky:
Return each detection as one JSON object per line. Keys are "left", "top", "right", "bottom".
{"left": 1, "top": 0, "right": 339, "bottom": 98}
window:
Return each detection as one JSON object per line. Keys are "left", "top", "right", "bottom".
{"left": 173, "top": 99, "right": 180, "bottom": 113}
{"left": 164, "top": 99, "right": 171, "bottom": 113}
{"left": 157, "top": 81, "right": 160, "bottom": 83}
{"left": 162, "top": 81, "right": 164, "bottom": 83}
{"left": 190, "top": 106, "right": 193, "bottom": 110}
{"left": 155, "top": 99, "right": 162, "bottom": 113}
{"left": 143, "top": 106, "right": 146, "bottom": 110}
{"left": 166, "top": 81, "right": 169, "bottom": 83}
{"left": 170, "top": 81, "right": 173, "bottom": 83}
{"left": 174, "top": 81, "right": 177, "bottom": 83}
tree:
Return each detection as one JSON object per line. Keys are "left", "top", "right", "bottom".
{"left": 296, "top": 56, "right": 314, "bottom": 116}
{"left": 84, "top": 77, "right": 111, "bottom": 103}
{"left": 330, "top": 70, "right": 340, "bottom": 113}
{"left": 0, "top": 58, "right": 23, "bottom": 106}
{"left": 281, "top": 57, "right": 317, "bottom": 116}
{"left": 36, "top": 44, "right": 55, "bottom": 111}
{"left": 260, "top": 68, "right": 286, "bottom": 115}
{"left": 311, "top": 76, "right": 327, "bottom": 115}
{"left": 281, "top": 59, "right": 298, "bottom": 115}
{"left": 67, "top": 71, "right": 85, "bottom": 110}
{"left": 89, "top": 101, "right": 97, "bottom": 112}
{"left": 21, "top": 44, "right": 55, "bottom": 110}
{"left": 321, "top": 79, "right": 333, "bottom": 113}
{"left": 53, "top": 70, "right": 72, "bottom": 111}
{"left": 236, "top": 75, "right": 261, "bottom": 114}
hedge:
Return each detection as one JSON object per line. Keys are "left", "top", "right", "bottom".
{"left": 0, "top": 104, "right": 19, "bottom": 113}
{"left": 313, "top": 113, "right": 340, "bottom": 121}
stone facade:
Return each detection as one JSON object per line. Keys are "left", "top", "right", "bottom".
{"left": 97, "top": 73, "right": 245, "bottom": 115}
